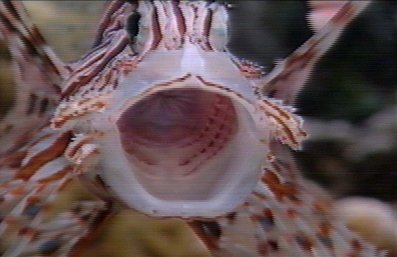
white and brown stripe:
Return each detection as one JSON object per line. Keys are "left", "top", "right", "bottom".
{"left": 0, "top": 1, "right": 381, "bottom": 257}
{"left": 0, "top": 0, "right": 70, "bottom": 83}
{"left": 60, "top": 1, "right": 229, "bottom": 98}
{"left": 260, "top": 1, "right": 371, "bottom": 104}
{"left": 191, "top": 152, "right": 382, "bottom": 257}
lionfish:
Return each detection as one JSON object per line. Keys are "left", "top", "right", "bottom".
{"left": 0, "top": 1, "right": 385, "bottom": 256}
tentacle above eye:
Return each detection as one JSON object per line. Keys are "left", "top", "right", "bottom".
{"left": 60, "top": 1, "right": 135, "bottom": 98}
{"left": 258, "top": 1, "right": 371, "bottom": 105}
{"left": 307, "top": 1, "right": 348, "bottom": 31}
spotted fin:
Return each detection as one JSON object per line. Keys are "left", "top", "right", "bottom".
{"left": 259, "top": 1, "right": 370, "bottom": 104}
{"left": 2, "top": 200, "right": 111, "bottom": 257}
{"left": 0, "top": 1, "right": 70, "bottom": 154}
{"left": 190, "top": 143, "right": 384, "bottom": 257}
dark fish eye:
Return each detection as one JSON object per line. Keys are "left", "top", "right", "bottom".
{"left": 126, "top": 11, "right": 141, "bottom": 40}
{"left": 123, "top": 0, "right": 138, "bottom": 4}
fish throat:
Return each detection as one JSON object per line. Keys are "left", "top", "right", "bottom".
{"left": 117, "top": 88, "right": 239, "bottom": 200}
{"left": 119, "top": 89, "right": 236, "bottom": 147}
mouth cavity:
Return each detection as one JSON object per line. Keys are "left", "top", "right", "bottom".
{"left": 112, "top": 83, "right": 264, "bottom": 210}
{"left": 117, "top": 89, "right": 237, "bottom": 179}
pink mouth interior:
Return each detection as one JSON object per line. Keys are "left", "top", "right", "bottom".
{"left": 117, "top": 88, "right": 238, "bottom": 180}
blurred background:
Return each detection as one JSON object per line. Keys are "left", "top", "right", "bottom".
{"left": 0, "top": 1, "right": 396, "bottom": 256}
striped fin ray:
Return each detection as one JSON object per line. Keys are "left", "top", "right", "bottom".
{"left": 0, "top": 1, "right": 69, "bottom": 80}
{"left": 308, "top": 1, "right": 349, "bottom": 32}
{"left": 259, "top": 1, "right": 371, "bottom": 104}
{"left": 0, "top": 1, "right": 69, "bottom": 154}
{"left": 0, "top": 130, "right": 72, "bottom": 240}
{"left": 0, "top": 176, "right": 72, "bottom": 257}
{"left": 0, "top": 3, "right": 125, "bottom": 252}
{"left": 190, "top": 143, "right": 384, "bottom": 257}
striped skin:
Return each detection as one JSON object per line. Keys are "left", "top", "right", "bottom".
{"left": 50, "top": 0, "right": 307, "bottom": 218}
{"left": 188, "top": 2, "right": 382, "bottom": 256}
{"left": 0, "top": 2, "right": 109, "bottom": 256}
{"left": 0, "top": 1, "right": 383, "bottom": 257}
{"left": 0, "top": 0, "right": 70, "bottom": 156}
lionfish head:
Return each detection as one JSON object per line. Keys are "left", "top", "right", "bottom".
{"left": 52, "top": 1, "right": 305, "bottom": 218}
{"left": 96, "top": 48, "right": 272, "bottom": 218}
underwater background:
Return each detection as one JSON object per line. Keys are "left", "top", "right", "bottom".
{"left": 0, "top": 1, "right": 396, "bottom": 256}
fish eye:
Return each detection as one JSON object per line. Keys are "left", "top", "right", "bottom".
{"left": 126, "top": 11, "right": 141, "bottom": 41}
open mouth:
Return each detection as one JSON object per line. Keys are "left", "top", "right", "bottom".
{"left": 117, "top": 88, "right": 237, "bottom": 178}
{"left": 99, "top": 75, "right": 266, "bottom": 217}
{"left": 116, "top": 88, "right": 243, "bottom": 201}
